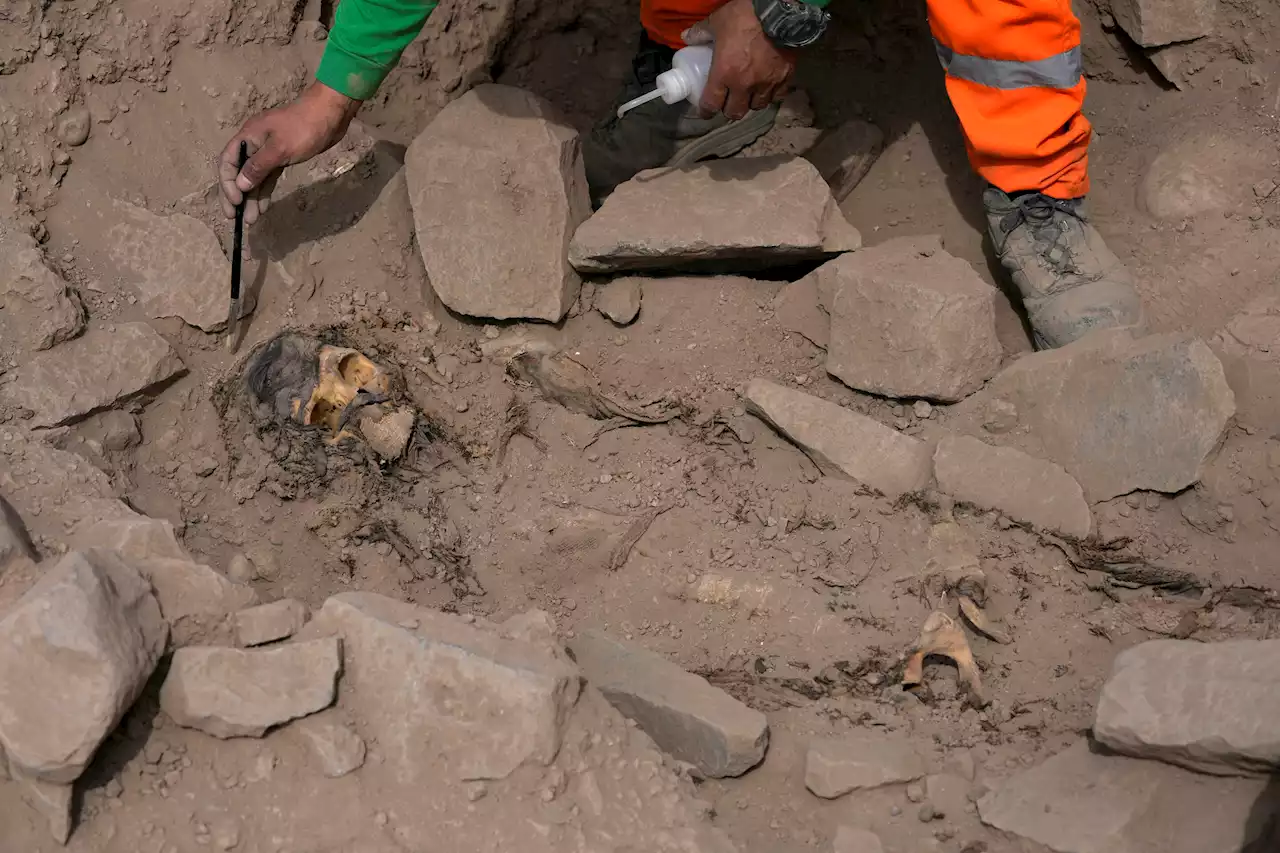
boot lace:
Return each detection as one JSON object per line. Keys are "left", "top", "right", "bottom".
{"left": 999, "top": 193, "right": 1082, "bottom": 236}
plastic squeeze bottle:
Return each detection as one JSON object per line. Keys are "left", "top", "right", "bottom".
{"left": 615, "top": 45, "right": 713, "bottom": 118}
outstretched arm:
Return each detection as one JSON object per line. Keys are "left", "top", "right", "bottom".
{"left": 217, "top": 0, "right": 437, "bottom": 224}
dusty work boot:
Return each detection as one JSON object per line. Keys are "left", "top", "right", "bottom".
{"left": 984, "top": 187, "right": 1144, "bottom": 349}
{"left": 582, "top": 32, "right": 780, "bottom": 206}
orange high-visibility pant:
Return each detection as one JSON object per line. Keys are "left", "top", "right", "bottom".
{"left": 640, "top": 0, "right": 1090, "bottom": 198}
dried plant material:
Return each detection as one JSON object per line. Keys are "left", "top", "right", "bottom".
{"left": 903, "top": 611, "right": 987, "bottom": 707}
{"left": 958, "top": 595, "right": 1011, "bottom": 644}
{"left": 508, "top": 349, "right": 680, "bottom": 425}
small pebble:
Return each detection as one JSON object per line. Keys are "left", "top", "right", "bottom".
{"left": 454, "top": 400, "right": 469, "bottom": 413}
{"left": 918, "top": 804, "right": 937, "bottom": 823}
{"left": 906, "top": 784, "right": 925, "bottom": 803}
{"left": 913, "top": 400, "right": 933, "bottom": 419}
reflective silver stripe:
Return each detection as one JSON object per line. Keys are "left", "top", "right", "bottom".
{"left": 934, "top": 40, "right": 1083, "bottom": 90}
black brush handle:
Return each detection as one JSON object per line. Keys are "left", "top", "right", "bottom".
{"left": 230, "top": 140, "right": 248, "bottom": 301}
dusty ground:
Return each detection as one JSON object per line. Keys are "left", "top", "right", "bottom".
{"left": 3, "top": 0, "right": 1280, "bottom": 850}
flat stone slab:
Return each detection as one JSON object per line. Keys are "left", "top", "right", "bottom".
{"left": 568, "top": 630, "right": 768, "bottom": 778}
{"left": 934, "top": 436, "right": 1092, "bottom": 537}
{"left": 805, "top": 734, "right": 926, "bottom": 798}
{"left": 1211, "top": 293, "right": 1280, "bottom": 432}
{"left": 1094, "top": 639, "right": 1280, "bottom": 776}
{"left": 3, "top": 322, "right": 186, "bottom": 428}
{"left": 406, "top": 84, "right": 589, "bottom": 322}
{"left": 306, "top": 593, "right": 581, "bottom": 782}
{"left": 570, "top": 156, "right": 860, "bottom": 274}
{"left": 106, "top": 199, "right": 233, "bottom": 332}
{"left": 0, "top": 221, "right": 86, "bottom": 353}
{"left": 979, "top": 741, "right": 1276, "bottom": 853}
{"left": 160, "top": 639, "right": 341, "bottom": 738}
{"left": 0, "top": 550, "right": 167, "bottom": 782}
{"left": 235, "top": 598, "right": 309, "bottom": 647}
{"left": 745, "top": 378, "right": 932, "bottom": 499}
{"left": 821, "top": 235, "right": 1002, "bottom": 402}
{"left": 950, "top": 329, "right": 1234, "bottom": 502}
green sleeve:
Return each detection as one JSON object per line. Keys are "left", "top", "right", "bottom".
{"left": 315, "top": 0, "right": 438, "bottom": 100}
{"left": 802, "top": 0, "right": 831, "bottom": 6}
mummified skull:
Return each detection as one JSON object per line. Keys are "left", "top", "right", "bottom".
{"left": 245, "top": 332, "right": 415, "bottom": 461}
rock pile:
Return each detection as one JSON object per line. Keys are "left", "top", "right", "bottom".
{"left": 978, "top": 636, "right": 1280, "bottom": 852}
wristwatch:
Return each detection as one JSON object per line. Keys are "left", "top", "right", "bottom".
{"left": 752, "top": 0, "right": 830, "bottom": 49}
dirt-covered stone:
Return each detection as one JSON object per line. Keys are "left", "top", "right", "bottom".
{"left": 235, "top": 598, "right": 309, "bottom": 647}
{"left": 805, "top": 118, "right": 885, "bottom": 203}
{"left": 950, "top": 329, "right": 1234, "bottom": 501}
{"left": 3, "top": 322, "right": 186, "bottom": 428}
{"left": 745, "top": 378, "right": 933, "bottom": 499}
{"left": 0, "top": 550, "right": 167, "bottom": 783}
{"left": 1211, "top": 293, "right": 1280, "bottom": 432}
{"left": 820, "top": 235, "right": 1002, "bottom": 402}
{"left": 804, "top": 734, "right": 926, "bottom": 798}
{"left": 1111, "top": 0, "right": 1215, "bottom": 46}
{"left": 295, "top": 715, "right": 367, "bottom": 778}
{"left": 569, "top": 157, "right": 860, "bottom": 274}
{"left": 406, "top": 84, "right": 589, "bottom": 322}
{"left": 0, "top": 221, "right": 86, "bottom": 353}
{"left": 567, "top": 630, "right": 768, "bottom": 778}
{"left": 105, "top": 199, "right": 234, "bottom": 332}
{"left": 1141, "top": 132, "right": 1269, "bottom": 220}
{"left": 832, "top": 826, "right": 885, "bottom": 853}
{"left": 160, "top": 639, "right": 341, "bottom": 738}
{"left": 978, "top": 741, "right": 1277, "bottom": 853}
{"left": 594, "top": 279, "right": 642, "bottom": 325}
{"left": 10, "top": 765, "right": 73, "bottom": 843}
{"left": 1094, "top": 639, "right": 1280, "bottom": 776}
{"left": 68, "top": 515, "right": 188, "bottom": 561}
{"left": 135, "top": 558, "right": 258, "bottom": 647}
{"left": 934, "top": 436, "right": 1092, "bottom": 537}
{"left": 772, "top": 276, "right": 829, "bottom": 349}
{"left": 305, "top": 593, "right": 581, "bottom": 782}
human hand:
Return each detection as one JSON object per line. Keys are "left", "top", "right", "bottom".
{"left": 218, "top": 82, "right": 361, "bottom": 225}
{"left": 682, "top": 0, "right": 796, "bottom": 121}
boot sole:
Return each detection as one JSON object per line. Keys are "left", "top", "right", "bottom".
{"left": 666, "top": 105, "right": 780, "bottom": 167}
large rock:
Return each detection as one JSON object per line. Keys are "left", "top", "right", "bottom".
{"left": 105, "top": 199, "right": 234, "bottom": 332}
{"left": 772, "top": 275, "right": 829, "bottom": 349}
{"left": 820, "top": 235, "right": 1002, "bottom": 401}
{"left": 745, "top": 378, "right": 933, "bottom": 499}
{"left": 1094, "top": 639, "right": 1280, "bottom": 776}
{"left": 405, "top": 84, "right": 589, "bottom": 322}
{"left": 136, "top": 558, "right": 258, "bottom": 647}
{"left": 978, "top": 741, "right": 1278, "bottom": 853}
{"left": 160, "top": 639, "right": 341, "bottom": 738}
{"left": 1111, "top": 0, "right": 1215, "bottom": 46}
{"left": 305, "top": 593, "right": 581, "bottom": 782}
{"left": 0, "top": 430, "right": 137, "bottom": 550}
{"left": 950, "top": 329, "right": 1234, "bottom": 501}
{"left": 10, "top": 764, "right": 73, "bottom": 844}
{"left": 0, "top": 550, "right": 167, "bottom": 782}
{"left": 804, "top": 734, "right": 926, "bottom": 798}
{"left": 2, "top": 323, "right": 186, "bottom": 428}
{"left": 1212, "top": 294, "right": 1280, "bottom": 432}
{"left": 0, "top": 220, "right": 86, "bottom": 353}
{"left": 934, "top": 436, "right": 1092, "bottom": 537}
{"left": 569, "top": 157, "right": 860, "bottom": 274}
{"left": 567, "top": 630, "right": 768, "bottom": 778}
{"left": 67, "top": 515, "right": 188, "bottom": 562}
